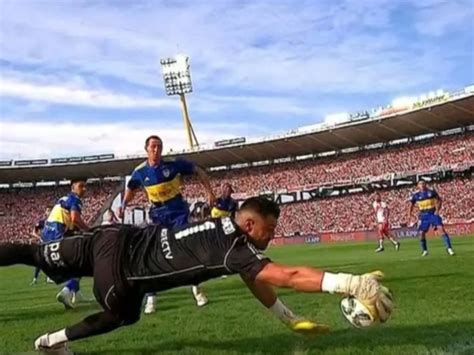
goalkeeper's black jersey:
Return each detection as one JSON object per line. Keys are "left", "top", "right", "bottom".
{"left": 118, "top": 217, "right": 270, "bottom": 292}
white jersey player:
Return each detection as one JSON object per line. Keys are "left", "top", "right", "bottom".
{"left": 372, "top": 193, "right": 400, "bottom": 253}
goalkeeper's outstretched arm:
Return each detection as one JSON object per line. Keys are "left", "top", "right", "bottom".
{"left": 254, "top": 262, "right": 394, "bottom": 322}
{"left": 255, "top": 263, "right": 325, "bottom": 292}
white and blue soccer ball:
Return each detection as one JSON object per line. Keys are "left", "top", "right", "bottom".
{"left": 340, "top": 296, "right": 376, "bottom": 328}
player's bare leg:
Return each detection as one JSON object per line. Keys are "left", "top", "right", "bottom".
{"left": 385, "top": 232, "right": 400, "bottom": 251}
{"left": 375, "top": 237, "right": 384, "bottom": 253}
{"left": 191, "top": 285, "right": 208, "bottom": 307}
{"left": 375, "top": 225, "right": 385, "bottom": 252}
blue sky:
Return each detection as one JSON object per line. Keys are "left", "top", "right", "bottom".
{"left": 0, "top": 0, "right": 473, "bottom": 160}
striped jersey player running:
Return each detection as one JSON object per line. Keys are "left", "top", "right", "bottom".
{"left": 407, "top": 180, "right": 455, "bottom": 257}
{"left": 118, "top": 135, "right": 216, "bottom": 313}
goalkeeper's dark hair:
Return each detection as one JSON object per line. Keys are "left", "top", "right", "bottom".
{"left": 239, "top": 196, "right": 280, "bottom": 219}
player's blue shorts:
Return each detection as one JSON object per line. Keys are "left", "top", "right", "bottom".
{"left": 418, "top": 214, "right": 443, "bottom": 232}
{"left": 41, "top": 222, "right": 67, "bottom": 242}
{"left": 149, "top": 206, "right": 190, "bottom": 230}
{"left": 41, "top": 229, "right": 63, "bottom": 243}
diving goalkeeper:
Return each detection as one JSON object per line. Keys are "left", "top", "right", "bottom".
{"left": 0, "top": 197, "right": 393, "bottom": 352}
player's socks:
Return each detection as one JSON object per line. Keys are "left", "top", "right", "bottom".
{"left": 65, "top": 279, "right": 80, "bottom": 293}
{"left": 35, "top": 329, "right": 68, "bottom": 348}
{"left": 420, "top": 238, "right": 427, "bottom": 252}
{"left": 33, "top": 266, "right": 41, "bottom": 279}
{"left": 192, "top": 285, "right": 209, "bottom": 307}
{"left": 375, "top": 239, "right": 384, "bottom": 252}
{"left": 144, "top": 295, "right": 156, "bottom": 314}
{"left": 30, "top": 267, "right": 40, "bottom": 285}
{"left": 442, "top": 233, "right": 453, "bottom": 249}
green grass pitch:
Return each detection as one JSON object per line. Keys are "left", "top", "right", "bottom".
{"left": 1, "top": 237, "right": 473, "bottom": 354}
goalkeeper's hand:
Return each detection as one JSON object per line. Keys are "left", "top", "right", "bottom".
{"left": 288, "top": 319, "right": 330, "bottom": 336}
{"left": 348, "top": 271, "right": 394, "bottom": 322}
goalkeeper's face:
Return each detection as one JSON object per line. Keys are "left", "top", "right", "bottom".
{"left": 241, "top": 212, "right": 278, "bottom": 250}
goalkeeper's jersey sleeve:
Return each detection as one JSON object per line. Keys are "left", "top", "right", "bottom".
{"left": 121, "top": 217, "right": 271, "bottom": 291}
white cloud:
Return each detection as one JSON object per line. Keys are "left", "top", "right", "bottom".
{"left": 0, "top": 0, "right": 472, "bottom": 163}
{"left": 0, "top": 70, "right": 317, "bottom": 115}
{"left": 0, "top": 78, "right": 177, "bottom": 109}
{"left": 1, "top": 0, "right": 471, "bottom": 95}
{"left": 0, "top": 119, "right": 257, "bottom": 160}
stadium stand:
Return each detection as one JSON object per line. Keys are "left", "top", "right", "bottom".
{"left": 1, "top": 132, "right": 471, "bottom": 243}
{"left": 180, "top": 133, "right": 473, "bottom": 199}
{"left": 0, "top": 182, "right": 116, "bottom": 243}
{"left": 276, "top": 177, "right": 473, "bottom": 236}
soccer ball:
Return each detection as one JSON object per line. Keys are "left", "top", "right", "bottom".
{"left": 340, "top": 296, "right": 376, "bottom": 328}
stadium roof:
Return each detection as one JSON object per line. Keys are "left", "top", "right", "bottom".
{"left": 1, "top": 94, "right": 473, "bottom": 184}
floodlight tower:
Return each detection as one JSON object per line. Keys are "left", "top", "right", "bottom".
{"left": 160, "top": 55, "right": 199, "bottom": 148}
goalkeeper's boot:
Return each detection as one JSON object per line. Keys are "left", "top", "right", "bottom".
{"left": 447, "top": 248, "right": 455, "bottom": 256}
{"left": 35, "top": 334, "right": 72, "bottom": 355}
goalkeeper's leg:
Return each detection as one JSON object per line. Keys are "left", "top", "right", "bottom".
{"left": 35, "top": 310, "right": 126, "bottom": 349}
{"left": 35, "top": 278, "right": 143, "bottom": 348}
{"left": 0, "top": 243, "right": 40, "bottom": 267}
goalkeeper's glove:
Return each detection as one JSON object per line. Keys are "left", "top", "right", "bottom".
{"left": 322, "top": 270, "right": 394, "bottom": 322}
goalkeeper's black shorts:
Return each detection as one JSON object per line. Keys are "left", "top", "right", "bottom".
{"left": 39, "top": 227, "right": 145, "bottom": 323}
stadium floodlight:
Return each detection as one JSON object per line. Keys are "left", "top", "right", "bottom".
{"left": 160, "top": 54, "right": 199, "bottom": 148}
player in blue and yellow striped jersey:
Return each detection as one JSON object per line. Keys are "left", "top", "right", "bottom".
{"left": 118, "top": 135, "right": 216, "bottom": 313}
{"left": 211, "top": 183, "right": 238, "bottom": 218}
{"left": 407, "top": 180, "right": 455, "bottom": 256}
{"left": 42, "top": 178, "right": 91, "bottom": 308}
{"left": 119, "top": 135, "right": 216, "bottom": 228}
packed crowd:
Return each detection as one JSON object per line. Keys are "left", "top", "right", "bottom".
{"left": 276, "top": 177, "right": 473, "bottom": 236}
{"left": 0, "top": 133, "right": 472, "bottom": 243}
{"left": 0, "top": 182, "right": 115, "bottom": 243}
{"left": 182, "top": 133, "right": 473, "bottom": 199}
